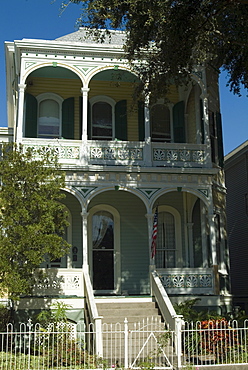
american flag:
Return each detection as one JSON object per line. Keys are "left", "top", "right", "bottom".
{"left": 151, "top": 207, "right": 158, "bottom": 258}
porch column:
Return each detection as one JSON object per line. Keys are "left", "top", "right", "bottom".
{"left": 16, "top": 83, "right": 26, "bottom": 143}
{"left": 200, "top": 92, "right": 210, "bottom": 147}
{"left": 144, "top": 96, "right": 152, "bottom": 166}
{"left": 81, "top": 210, "right": 89, "bottom": 271}
{"left": 146, "top": 211, "right": 155, "bottom": 269}
{"left": 208, "top": 212, "right": 217, "bottom": 266}
{"left": 81, "top": 87, "right": 90, "bottom": 141}
{"left": 187, "top": 223, "right": 194, "bottom": 267}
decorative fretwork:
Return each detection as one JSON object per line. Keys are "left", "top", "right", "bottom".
{"left": 167, "top": 150, "right": 178, "bottom": 161}
{"left": 23, "top": 144, "right": 80, "bottom": 159}
{"left": 179, "top": 150, "right": 190, "bottom": 162}
{"left": 153, "top": 148, "right": 206, "bottom": 164}
{"left": 153, "top": 149, "right": 166, "bottom": 161}
{"left": 160, "top": 273, "right": 213, "bottom": 289}
{"left": 33, "top": 270, "right": 83, "bottom": 296}
{"left": 192, "top": 150, "right": 204, "bottom": 162}
{"left": 90, "top": 146, "right": 143, "bottom": 161}
{"left": 65, "top": 275, "right": 80, "bottom": 290}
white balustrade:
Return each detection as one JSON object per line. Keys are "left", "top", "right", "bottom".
{"left": 22, "top": 139, "right": 210, "bottom": 168}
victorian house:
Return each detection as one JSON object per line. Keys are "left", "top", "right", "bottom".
{"left": 4, "top": 28, "right": 231, "bottom": 323}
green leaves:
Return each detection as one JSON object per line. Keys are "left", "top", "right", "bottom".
{"left": 0, "top": 144, "right": 70, "bottom": 299}
{"left": 68, "top": 0, "right": 248, "bottom": 97}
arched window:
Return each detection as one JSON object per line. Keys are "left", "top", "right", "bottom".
{"left": 92, "top": 101, "right": 113, "bottom": 139}
{"left": 90, "top": 96, "right": 115, "bottom": 140}
{"left": 37, "top": 93, "right": 63, "bottom": 139}
{"left": 151, "top": 104, "right": 171, "bottom": 142}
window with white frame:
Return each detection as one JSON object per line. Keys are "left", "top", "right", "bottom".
{"left": 155, "top": 206, "right": 182, "bottom": 268}
{"left": 90, "top": 96, "right": 115, "bottom": 140}
{"left": 37, "top": 93, "right": 63, "bottom": 139}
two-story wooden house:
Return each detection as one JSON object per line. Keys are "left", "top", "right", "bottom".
{"left": 4, "top": 28, "right": 231, "bottom": 322}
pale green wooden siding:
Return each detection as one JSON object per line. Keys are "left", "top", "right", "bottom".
{"left": 62, "top": 192, "right": 83, "bottom": 268}
{"left": 89, "top": 191, "right": 149, "bottom": 295}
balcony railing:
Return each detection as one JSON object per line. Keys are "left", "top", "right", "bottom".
{"left": 22, "top": 138, "right": 211, "bottom": 168}
{"left": 157, "top": 268, "right": 214, "bottom": 295}
{"left": 33, "top": 268, "right": 84, "bottom": 297}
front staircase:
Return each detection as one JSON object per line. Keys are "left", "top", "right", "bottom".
{"left": 95, "top": 297, "right": 163, "bottom": 328}
{"left": 94, "top": 297, "right": 173, "bottom": 368}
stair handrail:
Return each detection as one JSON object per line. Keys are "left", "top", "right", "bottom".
{"left": 83, "top": 267, "right": 103, "bottom": 357}
{"left": 151, "top": 271, "right": 184, "bottom": 366}
{"left": 151, "top": 270, "right": 184, "bottom": 331}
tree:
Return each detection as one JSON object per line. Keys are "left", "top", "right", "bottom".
{"left": 62, "top": 0, "right": 248, "bottom": 97}
{"left": 0, "top": 144, "right": 70, "bottom": 299}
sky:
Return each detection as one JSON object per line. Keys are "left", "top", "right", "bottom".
{"left": 0, "top": 0, "right": 247, "bottom": 156}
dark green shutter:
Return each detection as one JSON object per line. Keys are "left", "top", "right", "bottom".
{"left": 25, "top": 93, "right": 37, "bottom": 138}
{"left": 216, "top": 112, "right": 224, "bottom": 167}
{"left": 138, "top": 101, "right": 145, "bottom": 141}
{"left": 173, "top": 101, "right": 185, "bottom": 143}
{"left": 79, "top": 96, "right": 82, "bottom": 140}
{"left": 87, "top": 101, "right": 91, "bottom": 140}
{"left": 200, "top": 99, "right": 205, "bottom": 144}
{"left": 115, "top": 100, "right": 127, "bottom": 140}
{"left": 62, "top": 97, "right": 74, "bottom": 139}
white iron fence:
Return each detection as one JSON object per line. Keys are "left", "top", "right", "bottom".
{"left": 0, "top": 318, "right": 174, "bottom": 370}
{"left": 182, "top": 319, "right": 248, "bottom": 367}
{"left": 1, "top": 319, "right": 248, "bottom": 369}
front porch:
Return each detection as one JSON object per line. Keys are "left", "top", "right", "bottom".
{"left": 31, "top": 267, "right": 219, "bottom": 299}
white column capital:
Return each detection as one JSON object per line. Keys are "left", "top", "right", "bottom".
{"left": 81, "top": 87, "right": 90, "bottom": 96}
{"left": 18, "top": 83, "right": 27, "bottom": 91}
{"left": 81, "top": 211, "right": 89, "bottom": 219}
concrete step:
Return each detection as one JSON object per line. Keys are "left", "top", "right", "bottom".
{"left": 95, "top": 297, "right": 166, "bottom": 361}
{"left": 101, "top": 316, "right": 163, "bottom": 325}
{"left": 96, "top": 301, "right": 157, "bottom": 310}
{"left": 96, "top": 299, "right": 161, "bottom": 324}
{"left": 98, "top": 308, "right": 159, "bottom": 317}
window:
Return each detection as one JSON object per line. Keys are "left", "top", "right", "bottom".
{"left": 38, "top": 99, "right": 60, "bottom": 138}
{"left": 89, "top": 96, "right": 127, "bottom": 141}
{"left": 90, "top": 96, "right": 115, "bottom": 140}
{"left": 154, "top": 205, "right": 182, "bottom": 268}
{"left": 92, "top": 101, "right": 113, "bottom": 139}
{"left": 151, "top": 104, "right": 171, "bottom": 142}
{"left": 156, "top": 211, "right": 176, "bottom": 268}
{"left": 25, "top": 93, "right": 74, "bottom": 139}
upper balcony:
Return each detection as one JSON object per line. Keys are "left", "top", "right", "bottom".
{"left": 22, "top": 138, "right": 211, "bottom": 169}
{"left": 14, "top": 65, "right": 222, "bottom": 170}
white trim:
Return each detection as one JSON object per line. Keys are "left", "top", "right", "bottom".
{"left": 88, "top": 204, "right": 121, "bottom": 294}
{"left": 89, "top": 95, "right": 115, "bottom": 140}
{"left": 36, "top": 93, "right": 63, "bottom": 139}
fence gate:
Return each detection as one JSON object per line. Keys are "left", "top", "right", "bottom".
{"left": 0, "top": 319, "right": 175, "bottom": 369}
{"left": 101, "top": 318, "right": 175, "bottom": 369}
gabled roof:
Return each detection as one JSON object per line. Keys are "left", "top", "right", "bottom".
{"left": 224, "top": 140, "right": 248, "bottom": 166}
{"left": 56, "top": 27, "right": 126, "bottom": 46}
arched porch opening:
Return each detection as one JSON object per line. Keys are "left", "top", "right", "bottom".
{"left": 87, "top": 189, "right": 148, "bottom": 296}
{"left": 88, "top": 69, "right": 142, "bottom": 142}
{"left": 24, "top": 66, "right": 82, "bottom": 139}
{"left": 153, "top": 191, "right": 211, "bottom": 270}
